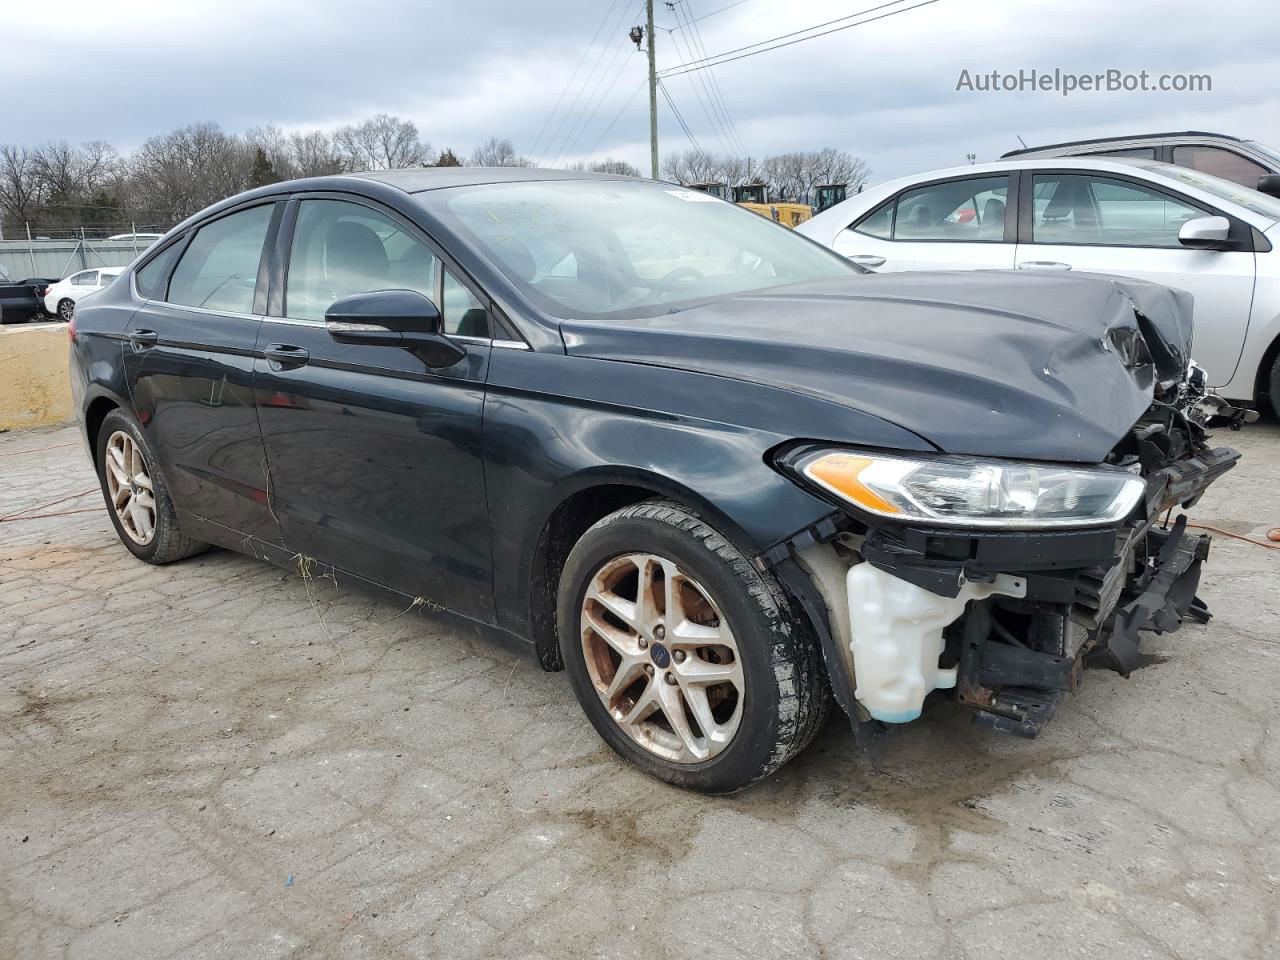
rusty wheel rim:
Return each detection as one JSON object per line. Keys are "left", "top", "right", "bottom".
{"left": 581, "top": 553, "right": 744, "bottom": 764}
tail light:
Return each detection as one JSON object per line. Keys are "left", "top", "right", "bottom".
{"left": 67, "top": 316, "right": 77, "bottom": 343}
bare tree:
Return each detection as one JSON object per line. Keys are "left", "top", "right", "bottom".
{"left": 0, "top": 144, "right": 45, "bottom": 224}
{"left": 129, "top": 123, "right": 254, "bottom": 221}
{"left": 245, "top": 124, "right": 297, "bottom": 180}
{"left": 468, "top": 137, "right": 532, "bottom": 167}
{"left": 333, "top": 114, "right": 433, "bottom": 170}
{"left": 288, "top": 130, "right": 345, "bottom": 177}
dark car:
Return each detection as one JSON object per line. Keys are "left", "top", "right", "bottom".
{"left": 0, "top": 277, "right": 58, "bottom": 323}
{"left": 70, "top": 169, "right": 1239, "bottom": 793}
{"left": 1002, "top": 130, "right": 1280, "bottom": 195}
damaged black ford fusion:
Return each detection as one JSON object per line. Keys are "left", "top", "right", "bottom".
{"left": 70, "top": 171, "right": 1241, "bottom": 795}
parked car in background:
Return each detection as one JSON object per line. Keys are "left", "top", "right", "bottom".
{"left": 0, "top": 276, "right": 59, "bottom": 324}
{"left": 797, "top": 157, "right": 1280, "bottom": 416}
{"left": 43, "top": 267, "right": 123, "bottom": 321}
{"left": 71, "top": 168, "right": 1238, "bottom": 792}
{"left": 1001, "top": 131, "right": 1280, "bottom": 194}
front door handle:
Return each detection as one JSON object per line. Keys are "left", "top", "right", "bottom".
{"left": 263, "top": 343, "right": 310, "bottom": 368}
{"left": 1017, "top": 260, "right": 1072, "bottom": 271}
{"left": 127, "top": 328, "right": 159, "bottom": 348}
{"left": 849, "top": 254, "right": 886, "bottom": 268}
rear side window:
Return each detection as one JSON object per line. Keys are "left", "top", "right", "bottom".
{"left": 853, "top": 176, "right": 1009, "bottom": 242}
{"left": 1171, "top": 145, "right": 1268, "bottom": 188}
{"left": 134, "top": 241, "right": 183, "bottom": 299}
{"left": 71, "top": 271, "right": 98, "bottom": 286}
{"left": 1085, "top": 147, "right": 1158, "bottom": 159}
{"left": 168, "top": 204, "right": 273, "bottom": 314}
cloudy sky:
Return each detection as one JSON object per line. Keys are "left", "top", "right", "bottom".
{"left": 6, "top": 0, "right": 1279, "bottom": 184}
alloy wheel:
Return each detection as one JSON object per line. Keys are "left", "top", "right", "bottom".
{"left": 59, "top": 300, "right": 74, "bottom": 322}
{"left": 580, "top": 552, "right": 744, "bottom": 763}
{"left": 104, "top": 430, "right": 157, "bottom": 545}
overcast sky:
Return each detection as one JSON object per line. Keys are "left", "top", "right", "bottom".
{"left": 6, "top": 0, "right": 1279, "bottom": 184}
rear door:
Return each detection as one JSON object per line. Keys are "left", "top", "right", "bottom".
{"left": 253, "top": 195, "right": 496, "bottom": 622}
{"left": 124, "top": 201, "right": 286, "bottom": 543}
{"left": 1014, "top": 170, "right": 1257, "bottom": 387}
{"left": 831, "top": 174, "right": 1016, "bottom": 272}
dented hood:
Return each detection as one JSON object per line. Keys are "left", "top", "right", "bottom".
{"left": 559, "top": 271, "right": 1194, "bottom": 463}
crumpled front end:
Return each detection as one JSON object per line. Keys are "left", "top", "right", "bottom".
{"left": 760, "top": 281, "right": 1245, "bottom": 739}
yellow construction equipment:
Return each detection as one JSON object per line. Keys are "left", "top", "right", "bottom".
{"left": 684, "top": 181, "right": 815, "bottom": 228}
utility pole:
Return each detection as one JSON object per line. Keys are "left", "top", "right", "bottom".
{"left": 632, "top": 5, "right": 659, "bottom": 178}
{"left": 646, "top": 0, "right": 658, "bottom": 179}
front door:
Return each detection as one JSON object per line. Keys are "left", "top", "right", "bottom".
{"left": 254, "top": 196, "right": 496, "bottom": 622}
{"left": 1015, "top": 172, "right": 1257, "bottom": 387}
{"left": 124, "top": 201, "right": 286, "bottom": 544}
{"left": 832, "top": 174, "right": 1016, "bottom": 272}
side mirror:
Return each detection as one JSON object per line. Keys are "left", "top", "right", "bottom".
{"left": 1177, "top": 215, "right": 1231, "bottom": 250}
{"left": 1257, "top": 174, "right": 1280, "bottom": 198}
{"left": 325, "top": 289, "right": 465, "bottom": 368}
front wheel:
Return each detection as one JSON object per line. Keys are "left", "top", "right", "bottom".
{"left": 557, "top": 500, "right": 830, "bottom": 794}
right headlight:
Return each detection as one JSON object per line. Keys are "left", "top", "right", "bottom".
{"left": 792, "top": 449, "right": 1147, "bottom": 529}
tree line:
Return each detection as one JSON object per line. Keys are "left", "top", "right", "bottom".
{"left": 661, "top": 148, "right": 870, "bottom": 205}
{"left": 0, "top": 112, "right": 868, "bottom": 238}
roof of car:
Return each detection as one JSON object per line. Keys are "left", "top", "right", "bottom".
{"left": 346, "top": 166, "right": 636, "bottom": 193}
{"left": 1001, "top": 131, "right": 1241, "bottom": 158}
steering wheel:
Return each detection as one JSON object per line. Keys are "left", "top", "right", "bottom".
{"left": 646, "top": 266, "right": 704, "bottom": 292}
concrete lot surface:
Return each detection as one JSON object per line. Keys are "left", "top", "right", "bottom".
{"left": 2, "top": 422, "right": 1279, "bottom": 960}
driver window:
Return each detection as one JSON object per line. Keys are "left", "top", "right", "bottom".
{"left": 287, "top": 199, "right": 453, "bottom": 326}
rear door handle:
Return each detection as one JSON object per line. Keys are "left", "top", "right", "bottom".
{"left": 1017, "top": 260, "right": 1072, "bottom": 271}
{"left": 264, "top": 343, "right": 310, "bottom": 368}
{"left": 849, "top": 254, "right": 886, "bottom": 268}
{"left": 127, "top": 328, "right": 159, "bottom": 348}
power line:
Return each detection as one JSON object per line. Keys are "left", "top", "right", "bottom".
{"left": 658, "top": 80, "right": 709, "bottom": 161}
{"left": 585, "top": 78, "right": 649, "bottom": 157}
{"left": 556, "top": 34, "right": 642, "bottom": 165}
{"left": 658, "top": 0, "right": 940, "bottom": 79}
{"left": 670, "top": 0, "right": 751, "bottom": 28}
{"left": 527, "top": 0, "right": 622, "bottom": 160}
{"left": 664, "top": 2, "right": 737, "bottom": 157}
{"left": 538, "top": 0, "right": 638, "bottom": 165}
{"left": 673, "top": 0, "right": 748, "bottom": 157}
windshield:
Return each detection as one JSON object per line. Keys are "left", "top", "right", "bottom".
{"left": 1151, "top": 162, "right": 1280, "bottom": 220}
{"left": 419, "top": 179, "right": 856, "bottom": 321}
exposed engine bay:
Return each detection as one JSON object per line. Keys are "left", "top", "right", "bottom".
{"left": 762, "top": 276, "right": 1246, "bottom": 739}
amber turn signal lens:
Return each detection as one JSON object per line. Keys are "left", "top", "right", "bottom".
{"left": 804, "top": 454, "right": 901, "bottom": 515}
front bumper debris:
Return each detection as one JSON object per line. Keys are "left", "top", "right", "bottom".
{"left": 763, "top": 445, "right": 1240, "bottom": 740}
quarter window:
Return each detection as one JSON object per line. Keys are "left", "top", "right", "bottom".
{"left": 852, "top": 176, "right": 1009, "bottom": 242}
{"left": 1031, "top": 175, "right": 1203, "bottom": 247}
{"left": 134, "top": 241, "right": 183, "bottom": 299}
{"left": 168, "top": 204, "right": 273, "bottom": 314}
{"left": 1171, "top": 146, "right": 1268, "bottom": 189}
{"left": 286, "top": 199, "right": 487, "bottom": 336}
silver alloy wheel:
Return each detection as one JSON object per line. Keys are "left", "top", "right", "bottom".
{"left": 104, "top": 430, "right": 157, "bottom": 545}
{"left": 581, "top": 552, "right": 744, "bottom": 763}
{"left": 58, "top": 299, "right": 74, "bottom": 322}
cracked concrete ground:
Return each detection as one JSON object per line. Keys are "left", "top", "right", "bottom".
{"left": 1, "top": 421, "right": 1278, "bottom": 960}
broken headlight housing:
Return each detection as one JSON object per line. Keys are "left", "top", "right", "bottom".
{"left": 792, "top": 450, "right": 1147, "bottom": 529}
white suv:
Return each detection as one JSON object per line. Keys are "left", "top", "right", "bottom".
{"left": 43, "top": 267, "right": 123, "bottom": 322}
{"left": 797, "top": 158, "right": 1280, "bottom": 417}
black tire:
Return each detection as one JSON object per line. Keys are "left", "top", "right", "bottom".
{"left": 95, "top": 409, "right": 207, "bottom": 564}
{"left": 57, "top": 299, "right": 75, "bottom": 322}
{"left": 1269, "top": 353, "right": 1280, "bottom": 421}
{"left": 557, "top": 499, "right": 830, "bottom": 794}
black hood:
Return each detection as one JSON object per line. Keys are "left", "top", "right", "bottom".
{"left": 559, "top": 271, "right": 1194, "bottom": 463}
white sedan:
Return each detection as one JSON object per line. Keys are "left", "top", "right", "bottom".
{"left": 43, "top": 267, "right": 124, "bottom": 321}
{"left": 797, "top": 157, "right": 1280, "bottom": 417}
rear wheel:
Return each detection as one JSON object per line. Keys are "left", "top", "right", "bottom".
{"left": 1268, "top": 353, "right": 1280, "bottom": 420}
{"left": 57, "top": 298, "right": 75, "bottom": 322}
{"left": 558, "top": 500, "right": 829, "bottom": 794}
{"left": 95, "top": 409, "right": 206, "bottom": 564}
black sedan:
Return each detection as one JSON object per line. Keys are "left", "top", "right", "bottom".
{"left": 70, "top": 168, "right": 1238, "bottom": 792}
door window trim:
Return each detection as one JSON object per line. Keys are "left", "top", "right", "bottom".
{"left": 1013, "top": 168, "right": 1257, "bottom": 251}
{"left": 851, "top": 173, "right": 1017, "bottom": 244}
